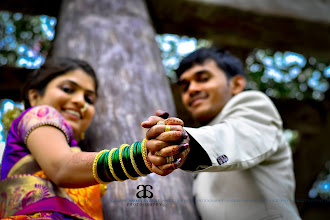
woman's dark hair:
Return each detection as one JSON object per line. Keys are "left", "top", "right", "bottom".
{"left": 22, "top": 57, "right": 99, "bottom": 109}
{"left": 175, "top": 47, "right": 245, "bottom": 80}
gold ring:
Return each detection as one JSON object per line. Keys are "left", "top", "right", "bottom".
{"left": 165, "top": 125, "right": 171, "bottom": 132}
{"left": 166, "top": 155, "right": 174, "bottom": 164}
{"left": 157, "top": 120, "right": 165, "bottom": 125}
{"left": 154, "top": 151, "right": 162, "bottom": 156}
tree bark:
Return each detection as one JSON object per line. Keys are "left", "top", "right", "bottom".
{"left": 51, "top": 0, "right": 198, "bottom": 219}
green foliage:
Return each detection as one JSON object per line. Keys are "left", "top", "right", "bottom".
{"left": 155, "top": 34, "right": 211, "bottom": 83}
{"left": 156, "top": 34, "right": 330, "bottom": 101}
{"left": 0, "top": 10, "right": 55, "bottom": 68}
{"left": 0, "top": 100, "right": 24, "bottom": 142}
{"left": 283, "top": 129, "right": 300, "bottom": 152}
{"left": 245, "top": 49, "right": 330, "bottom": 101}
{"left": 1, "top": 107, "right": 22, "bottom": 132}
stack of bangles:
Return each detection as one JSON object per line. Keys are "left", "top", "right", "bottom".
{"left": 92, "top": 138, "right": 153, "bottom": 184}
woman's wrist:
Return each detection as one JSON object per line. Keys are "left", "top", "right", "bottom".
{"left": 92, "top": 139, "right": 151, "bottom": 184}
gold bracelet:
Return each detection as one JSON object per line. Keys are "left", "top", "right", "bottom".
{"left": 141, "top": 138, "right": 153, "bottom": 172}
{"left": 108, "top": 148, "right": 124, "bottom": 182}
{"left": 130, "top": 143, "right": 147, "bottom": 177}
{"left": 92, "top": 149, "right": 110, "bottom": 184}
{"left": 119, "top": 144, "right": 139, "bottom": 180}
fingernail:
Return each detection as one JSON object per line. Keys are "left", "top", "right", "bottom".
{"left": 179, "top": 143, "right": 189, "bottom": 152}
{"left": 156, "top": 110, "right": 169, "bottom": 119}
{"left": 181, "top": 131, "right": 188, "bottom": 139}
{"left": 174, "top": 158, "right": 182, "bottom": 168}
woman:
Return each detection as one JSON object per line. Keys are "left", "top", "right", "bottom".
{"left": 0, "top": 57, "right": 189, "bottom": 219}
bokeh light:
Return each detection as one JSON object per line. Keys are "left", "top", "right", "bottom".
{"left": 0, "top": 10, "right": 56, "bottom": 69}
{"left": 309, "top": 161, "right": 330, "bottom": 199}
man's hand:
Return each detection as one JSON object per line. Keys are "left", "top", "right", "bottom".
{"left": 141, "top": 110, "right": 190, "bottom": 176}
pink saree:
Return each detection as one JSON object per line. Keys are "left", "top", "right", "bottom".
{"left": 0, "top": 105, "right": 104, "bottom": 219}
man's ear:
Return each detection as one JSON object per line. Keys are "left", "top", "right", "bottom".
{"left": 28, "top": 89, "right": 41, "bottom": 106}
{"left": 230, "top": 75, "right": 246, "bottom": 95}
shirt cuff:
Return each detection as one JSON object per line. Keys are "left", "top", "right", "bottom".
{"left": 180, "top": 131, "right": 212, "bottom": 171}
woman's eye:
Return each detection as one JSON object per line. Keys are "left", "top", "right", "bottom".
{"left": 61, "top": 87, "right": 73, "bottom": 93}
{"left": 85, "top": 96, "right": 95, "bottom": 105}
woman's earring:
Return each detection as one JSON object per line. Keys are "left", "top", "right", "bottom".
{"left": 80, "top": 132, "right": 85, "bottom": 140}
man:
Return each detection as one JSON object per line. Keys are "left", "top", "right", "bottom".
{"left": 146, "top": 47, "right": 301, "bottom": 219}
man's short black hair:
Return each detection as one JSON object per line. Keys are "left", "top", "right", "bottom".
{"left": 175, "top": 47, "right": 245, "bottom": 80}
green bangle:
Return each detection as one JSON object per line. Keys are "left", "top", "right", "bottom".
{"left": 119, "top": 144, "right": 138, "bottom": 180}
{"left": 122, "top": 144, "right": 139, "bottom": 178}
{"left": 133, "top": 141, "right": 151, "bottom": 175}
{"left": 112, "top": 148, "right": 129, "bottom": 181}
{"left": 130, "top": 142, "right": 147, "bottom": 176}
{"left": 97, "top": 151, "right": 112, "bottom": 182}
{"left": 108, "top": 148, "right": 124, "bottom": 182}
{"left": 93, "top": 150, "right": 110, "bottom": 184}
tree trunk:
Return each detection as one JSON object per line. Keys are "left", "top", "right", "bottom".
{"left": 51, "top": 0, "right": 198, "bottom": 219}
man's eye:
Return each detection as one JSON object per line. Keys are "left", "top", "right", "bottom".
{"left": 199, "top": 75, "right": 209, "bottom": 82}
{"left": 179, "top": 83, "right": 189, "bottom": 92}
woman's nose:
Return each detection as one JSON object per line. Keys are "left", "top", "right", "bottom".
{"left": 71, "top": 92, "right": 85, "bottom": 107}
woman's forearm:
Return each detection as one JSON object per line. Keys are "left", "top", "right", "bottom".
{"left": 53, "top": 151, "right": 98, "bottom": 188}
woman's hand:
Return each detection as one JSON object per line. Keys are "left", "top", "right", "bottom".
{"left": 141, "top": 110, "right": 190, "bottom": 176}
{"left": 147, "top": 143, "right": 190, "bottom": 176}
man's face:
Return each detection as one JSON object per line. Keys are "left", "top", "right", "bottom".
{"left": 178, "top": 59, "right": 234, "bottom": 124}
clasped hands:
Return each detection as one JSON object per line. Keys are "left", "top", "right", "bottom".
{"left": 141, "top": 110, "right": 190, "bottom": 176}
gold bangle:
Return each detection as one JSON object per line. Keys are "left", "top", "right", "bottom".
{"left": 141, "top": 138, "right": 153, "bottom": 172}
{"left": 108, "top": 148, "right": 124, "bottom": 182}
{"left": 130, "top": 143, "right": 147, "bottom": 177}
{"left": 92, "top": 149, "right": 110, "bottom": 184}
{"left": 119, "top": 144, "right": 139, "bottom": 180}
